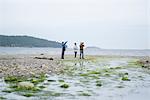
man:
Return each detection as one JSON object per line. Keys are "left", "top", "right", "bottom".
{"left": 73, "top": 43, "right": 78, "bottom": 58}
{"left": 80, "top": 42, "right": 85, "bottom": 59}
{"left": 61, "top": 41, "right": 67, "bottom": 59}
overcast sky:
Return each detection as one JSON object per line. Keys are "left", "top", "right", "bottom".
{"left": 0, "top": 0, "right": 149, "bottom": 49}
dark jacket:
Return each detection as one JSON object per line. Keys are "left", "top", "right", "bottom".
{"left": 80, "top": 43, "right": 84, "bottom": 50}
{"left": 62, "top": 41, "right": 67, "bottom": 51}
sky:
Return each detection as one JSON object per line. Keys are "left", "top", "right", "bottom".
{"left": 0, "top": 0, "right": 149, "bottom": 49}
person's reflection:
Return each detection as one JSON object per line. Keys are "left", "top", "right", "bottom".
{"left": 73, "top": 60, "right": 84, "bottom": 67}
{"left": 79, "top": 61, "right": 84, "bottom": 67}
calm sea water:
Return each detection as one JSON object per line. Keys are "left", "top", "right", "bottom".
{"left": 0, "top": 47, "right": 149, "bottom": 56}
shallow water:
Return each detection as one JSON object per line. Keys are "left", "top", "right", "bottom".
{"left": 0, "top": 57, "right": 150, "bottom": 100}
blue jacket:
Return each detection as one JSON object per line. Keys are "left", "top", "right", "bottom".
{"left": 62, "top": 41, "right": 67, "bottom": 51}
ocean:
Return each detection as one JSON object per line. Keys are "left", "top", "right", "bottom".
{"left": 0, "top": 47, "right": 149, "bottom": 56}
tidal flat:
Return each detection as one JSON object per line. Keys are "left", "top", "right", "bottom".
{"left": 0, "top": 54, "right": 150, "bottom": 100}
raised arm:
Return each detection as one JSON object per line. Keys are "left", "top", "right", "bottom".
{"left": 64, "top": 41, "right": 68, "bottom": 45}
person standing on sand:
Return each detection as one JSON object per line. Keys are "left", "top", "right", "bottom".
{"left": 80, "top": 42, "right": 85, "bottom": 59}
{"left": 61, "top": 41, "right": 68, "bottom": 59}
{"left": 73, "top": 43, "right": 78, "bottom": 58}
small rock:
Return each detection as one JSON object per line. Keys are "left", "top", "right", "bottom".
{"left": 146, "top": 60, "right": 149, "bottom": 63}
{"left": 18, "top": 82, "right": 34, "bottom": 89}
{"left": 49, "top": 58, "right": 54, "bottom": 60}
{"left": 96, "top": 83, "right": 102, "bottom": 87}
{"left": 142, "top": 66, "right": 145, "bottom": 68}
{"left": 48, "top": 79, "right": 56, "bottom": 82}
{"left": 40, "top": 54, "right": 44, "bottom": 55}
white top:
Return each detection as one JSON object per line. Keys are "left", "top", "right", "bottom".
{"left": 73, "top": 45, "right": 78, "bottom": 52}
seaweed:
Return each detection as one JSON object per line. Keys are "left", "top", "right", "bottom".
{"left": 122, "top": 75, "right": 131, "bottom": 81}
{"left": 4, "top": 76, "right": 27, "bottom": 83}
{"left": 60, "top": 83, "right": 69, "bottom": 88}
{"left": 88, "top": 71, "right": 101, "bottom": 75}
{"left": 96, "top": 80, "right": 102, "bottom": 87}
{"left": 116, "top": 86, "right": 124, "bottom": 88}
{"left": 58, "top": 80, "right": 65, "bottom": 82}
{"left": 79, "top": 92, "right": 91, "bottom": 96}
{"left": 22, "top": 93, "right": 35, "bottom": 97}
{"left": 2, "top": 89, "right": 14, "bottom": 93}
{"left": 0, "top": 96, "right": 6, "bottom": 100}
{"left": 39, "top": 86, "right": 46, "bottom": 89}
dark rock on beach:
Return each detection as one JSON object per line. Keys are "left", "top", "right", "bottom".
{"left": 34, "top": 57, "right": 54, "bottom": 60}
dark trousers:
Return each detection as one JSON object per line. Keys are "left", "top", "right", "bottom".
{"left": 61, "top": 50, "right": 65, "bottom": 59}
{"left": 80, "top": 50, "right": 84, "bottom": 59}
{"left": 74, "top": 52, "right": 77, "bottom": 58}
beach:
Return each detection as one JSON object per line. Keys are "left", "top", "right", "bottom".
{"left": 0, "top": 53, "right": 149, "bottom": 77}
{"left": 0, "top": 54, "right": 64, "bottom": 78}
{"left": 0, "top": 50, "right": 150, "bottom": 100}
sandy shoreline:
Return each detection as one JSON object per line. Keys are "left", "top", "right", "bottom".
{"left": 0, "top": 54, "right": 149, "bottom": 78}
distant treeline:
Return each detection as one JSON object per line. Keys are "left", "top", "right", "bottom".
{"left": 0, "top": 35, "right": 62, "bottom": 48}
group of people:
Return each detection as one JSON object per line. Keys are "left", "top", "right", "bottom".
{"left": 61, "top": 41, "right": 85, "bottom": 59}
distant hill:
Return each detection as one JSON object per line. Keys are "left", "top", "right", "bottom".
{"left": 86, "top": 46, "right": 102, "bottom": 50}
{"left": 0, "top": 35, "right": 62, "bottom": 48}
